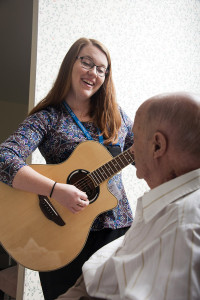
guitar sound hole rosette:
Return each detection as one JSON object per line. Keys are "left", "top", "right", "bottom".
{"left": 67, "top": 169, "right": 100, "bottom": 204}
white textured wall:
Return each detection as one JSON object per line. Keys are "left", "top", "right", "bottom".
{"left": 24, "top": 0, "right": 200, "bottom": 299}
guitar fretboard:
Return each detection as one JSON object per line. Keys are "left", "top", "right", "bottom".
{"left": 88, "top": 148, "right": 134, "bottom": 187}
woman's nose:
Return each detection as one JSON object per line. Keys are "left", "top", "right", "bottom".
{"left": 88, "top": 66, "right": 98, "bottom": 77}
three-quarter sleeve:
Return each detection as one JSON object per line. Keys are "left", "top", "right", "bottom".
{"left": 0, "top": 110, "right": 53, "bottom": 186}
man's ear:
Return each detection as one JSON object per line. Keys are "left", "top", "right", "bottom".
{"left": 153, "top": 131, "right": 167, "bottom": 159}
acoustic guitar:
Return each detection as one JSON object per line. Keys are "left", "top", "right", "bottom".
{"left": 0, "top": 141, "right": 134, "bottom": 271}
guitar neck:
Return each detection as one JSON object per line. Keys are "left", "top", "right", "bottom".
{"left": 89, "top": 148, "right": 134, "bottom": 187}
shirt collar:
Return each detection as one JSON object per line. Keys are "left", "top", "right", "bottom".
{"left": 142, "top": 168, "right": 200, "bottom": 223}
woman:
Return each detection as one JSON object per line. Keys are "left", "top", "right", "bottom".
{"left": 0, "top": 37, "right": 134, "bottom": 299}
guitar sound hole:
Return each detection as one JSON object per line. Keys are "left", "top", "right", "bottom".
{"left": 67, "top": 169, "right": 99, "bottom": 204}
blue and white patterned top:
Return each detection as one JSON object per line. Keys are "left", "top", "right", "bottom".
{"left": 0, "top": 103, "right": 134, "bottom": 230}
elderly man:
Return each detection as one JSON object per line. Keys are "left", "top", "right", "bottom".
{"left": 57, "top": 92, "right": 200, "bottom": 300}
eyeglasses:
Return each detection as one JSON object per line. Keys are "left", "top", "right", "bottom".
{"left": 76, "top": 56, "right": 108, "bottom": 77}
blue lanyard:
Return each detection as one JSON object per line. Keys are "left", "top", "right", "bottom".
{"left": 63, "top": 101, "right": 104, "bottom": 144}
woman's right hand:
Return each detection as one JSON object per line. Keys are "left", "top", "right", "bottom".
{"left": 12, "top": 166, "right": 89, "bottom": 214}
{"left": 52, "top": 183, "right": 89, "bottom": 214}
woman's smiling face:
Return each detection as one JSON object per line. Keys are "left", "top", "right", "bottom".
{"left": 70, "top": 44, "right": 108, "bottom": 101}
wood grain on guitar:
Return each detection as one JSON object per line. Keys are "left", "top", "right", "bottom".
{"left": 0, "top": 141, "right": 134, "bottom": 271}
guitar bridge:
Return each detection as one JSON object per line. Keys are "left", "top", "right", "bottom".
{"left": 38, "top": 195, "right": 65, "bottom": 226}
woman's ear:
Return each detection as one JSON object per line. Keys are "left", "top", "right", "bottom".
{"left": 153, "top": 131, "right": 167, "bottom": 159}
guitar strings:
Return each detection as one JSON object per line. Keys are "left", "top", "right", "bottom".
{"left": 75, "top": 154, "right": 127, "bottom": 190}
{"left": 74, "top": 149, "right": 134, "bottom": 192}
{"left": 75, "top": 149, "right": 134, "bottom": 191}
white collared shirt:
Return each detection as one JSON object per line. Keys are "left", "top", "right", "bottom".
{"left": 83, "top": 169, "right": 200, "bottom": 300}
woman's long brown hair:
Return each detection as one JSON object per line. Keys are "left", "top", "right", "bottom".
{"left": 29, "top": 37, "right": 121, "bottom": 144}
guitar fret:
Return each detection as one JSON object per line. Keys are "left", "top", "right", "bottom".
{"left": 94, "top": 169, "right": 104, "bottom": 185}
{"left": 95, "top": 165, "right": 110, "bottom": 184}
{"left": 115, "top": 156, "right": 127, "bottom": 169}
{"left": 115, "top": 156, "right": 124, "bottom": 169}
{"left": 124, "top": 152, "right": 133, "bottom": 164}
{"left": 101, "top": 164, "right": 113, "bottom": 178}
{"left": 114, "top": 159, "right": 124, "bottom": 173}
{"left": 112, "top": 157, "right": 121, "bottom": 170}
{"left": 90, "top": 171, "right": 100, "bottom": 186}
{"left": 94, "top": 166, "right": 109, "bottom": 184}
{"left": 109, "top": 161, "right": 119, "bottom": 174}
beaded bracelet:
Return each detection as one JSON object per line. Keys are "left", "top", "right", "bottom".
{"left": 49, "top": 181, "right": 57, "bottom": 198}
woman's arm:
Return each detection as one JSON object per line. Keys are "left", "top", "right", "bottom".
{"left": 1, "top": 109, "right": 89, "bottom": 213}
{"left": 13, "top": 165, "right": 89, "bottom": 214}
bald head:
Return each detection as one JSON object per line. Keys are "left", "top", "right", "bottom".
{"left": 141, "top": 92, "right": 200, "bottom": 160}
{"left": 133, "top": 92, "right": 200, "bottom": 188}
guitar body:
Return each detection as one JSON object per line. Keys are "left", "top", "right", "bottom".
{"left": 0, "top": 141, "right": 117, "bottom": 271}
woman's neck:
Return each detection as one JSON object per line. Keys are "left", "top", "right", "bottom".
{"left": 65, "top": 97, "right": 92, "bottom": 122}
